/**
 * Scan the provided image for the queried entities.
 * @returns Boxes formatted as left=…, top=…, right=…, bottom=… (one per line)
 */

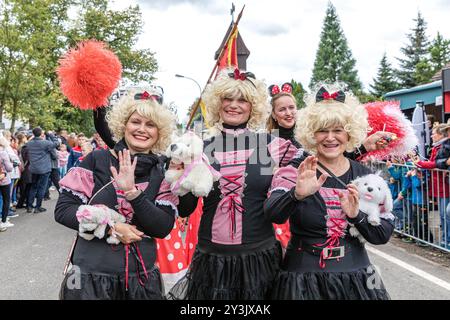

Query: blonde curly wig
left=106, top=92, right=175, bottom=154
left=202, top=68, right=270, bottom=133
left=295, top=82, right=369, bottom=154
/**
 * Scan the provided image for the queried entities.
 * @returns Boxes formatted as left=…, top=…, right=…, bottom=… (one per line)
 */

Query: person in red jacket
left=416, top=123, right=450, bottom=247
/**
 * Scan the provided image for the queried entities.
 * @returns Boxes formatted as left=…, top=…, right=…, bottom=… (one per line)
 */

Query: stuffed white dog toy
left=76, top=204, right=126, bottom=244
left=349, top=173, right=393, bottom=243
left=165, top=132, right=220, bottom=197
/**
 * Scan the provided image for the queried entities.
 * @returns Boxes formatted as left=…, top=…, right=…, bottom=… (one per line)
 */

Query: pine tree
left=414, top=58, right=434, bottom=84
left=396, top=11, right=431, bottom=87
left=290, top=80, right=306, bottom=109
left=370, top=53, right=400, bottom=98
left=310, top=2, right=362, bottom=94
left=429, top=32, right=450, bottom=74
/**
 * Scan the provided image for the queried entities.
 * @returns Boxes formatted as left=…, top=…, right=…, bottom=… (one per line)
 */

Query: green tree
left=370, top=53, right=400, bottom=98
left=290, top=79, right=306, bottom=108
left=0, top=0, right=50, bottom=127
left=0, top=0, right=74, bottom=130
left=414, top=58, right=434, bottom=84
left=396, top=11, right=431, bottom=87
left=0, top=0, right=158, bottom=133
left=357, top=92, right=377, bottom=104
left=429, top=32, right=450, bottom=74
left=69, top=0, right=157, bottom=83
left=310, top=2, right=362, bottom=94
left=59, top=0, right=158, bottom=133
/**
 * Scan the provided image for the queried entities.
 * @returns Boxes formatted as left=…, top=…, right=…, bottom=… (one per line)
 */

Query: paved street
left=0, top=191, right=449, bottom=300
left=367, top=243, right=450, bottom=299
left=0, top=191, right=73, bottom=300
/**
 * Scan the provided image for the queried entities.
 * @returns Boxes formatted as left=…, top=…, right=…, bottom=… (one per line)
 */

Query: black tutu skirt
left=169, top=238, right=282, bottom=300
left=271, top=266, right=390, bottom=300
left=59, top=266, right=164, bottom=300
left=271, top=235, right=391, bottom=300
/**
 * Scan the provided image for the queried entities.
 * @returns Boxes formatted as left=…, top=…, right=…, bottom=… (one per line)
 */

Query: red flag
left=217, top=28, right=238, bottom=73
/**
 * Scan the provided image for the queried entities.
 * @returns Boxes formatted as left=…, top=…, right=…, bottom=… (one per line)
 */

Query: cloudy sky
left=110, top=0, right=450, bottom=123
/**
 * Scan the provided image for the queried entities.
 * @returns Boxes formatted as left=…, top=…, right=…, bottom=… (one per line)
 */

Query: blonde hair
left=81, top=141, right=93, bottom=153
left=0, top=136, right=9, bottom=148
left=267, top=92, right=297, bottom=132
left=2, top=131, right=11, bottom=140
left=106, top=92, right=175, bottom=154
left=432, top=123, right=449, bottom=136
left=202, top=68, right=270, bottom=133
left=295, top=82, right=368, bottom=154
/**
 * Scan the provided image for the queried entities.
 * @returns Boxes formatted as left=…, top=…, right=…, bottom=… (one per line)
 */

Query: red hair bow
left=228, top=68, right=256, bottom=81
left=141, top=91, right=150, bottom=99
left=316, top=87, right=345, bottom=103
left=322, top=91, right=338, bottom=100
left=133, top=91, right=163, bottom=104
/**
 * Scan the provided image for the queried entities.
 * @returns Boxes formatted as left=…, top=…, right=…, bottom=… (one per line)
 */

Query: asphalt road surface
left=0, top=191, right=449, bottom=300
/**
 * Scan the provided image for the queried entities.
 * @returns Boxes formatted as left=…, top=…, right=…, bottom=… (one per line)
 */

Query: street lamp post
left=175, top=74, right=203, bottom=134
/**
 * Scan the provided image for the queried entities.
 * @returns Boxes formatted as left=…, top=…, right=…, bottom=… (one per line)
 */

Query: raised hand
left=294, top=156, right=328, bottom=200
left=337, top=184, right=359, bottom=218
left=110, top=149, right=137, bottom=192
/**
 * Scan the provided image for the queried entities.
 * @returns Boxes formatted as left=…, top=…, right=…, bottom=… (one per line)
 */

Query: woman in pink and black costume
left=55, top=94, right=179, bottom=300
left=168, top=69, right=297, bottom=300
left=267, top=83, right=302, bottom=151
left=266, top=83, right=393, bottom=163
left=265, top=83, right=393, bottom=300
left=266, top=83, right=394, bottom=250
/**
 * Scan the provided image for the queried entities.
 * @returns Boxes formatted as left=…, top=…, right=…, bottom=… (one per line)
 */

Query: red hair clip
left=134, top=91, right=163, bottom=104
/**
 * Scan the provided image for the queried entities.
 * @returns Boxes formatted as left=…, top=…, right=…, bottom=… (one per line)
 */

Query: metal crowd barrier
left=367, top=161, right=450, bottom=253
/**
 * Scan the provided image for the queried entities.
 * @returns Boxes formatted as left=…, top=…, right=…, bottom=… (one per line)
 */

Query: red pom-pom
left=360, top=101, right=418, bottom=160
left=57, top=40, right=122, bottom=110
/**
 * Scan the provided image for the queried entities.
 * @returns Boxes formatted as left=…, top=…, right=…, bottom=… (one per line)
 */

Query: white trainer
left=2, top=221, right=14, bottom=228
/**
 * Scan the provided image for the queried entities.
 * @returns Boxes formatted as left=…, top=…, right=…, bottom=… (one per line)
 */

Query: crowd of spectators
left=0, top=128, right=106, bottom=232
left=385, top=120, right=450, bottom=248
